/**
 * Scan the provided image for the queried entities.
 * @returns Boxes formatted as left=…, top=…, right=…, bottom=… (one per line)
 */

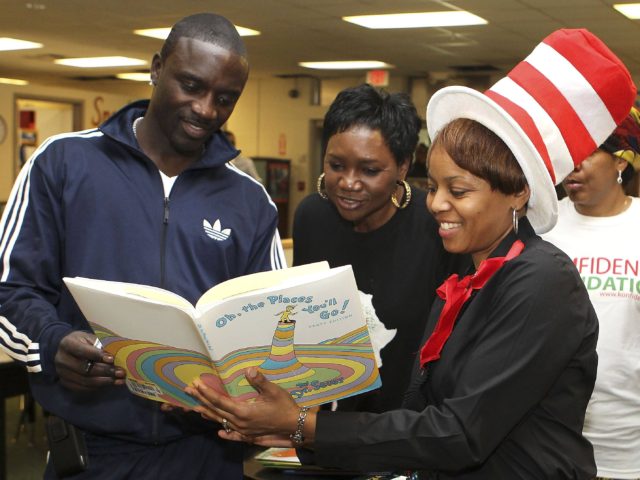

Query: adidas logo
left=203, top=219, right=231, bottom=241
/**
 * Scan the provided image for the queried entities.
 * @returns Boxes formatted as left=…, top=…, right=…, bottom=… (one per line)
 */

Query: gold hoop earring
left=512, top=207, right=519, bottom=235
left=391, top=180, right=412, bottom=209
left=316, top=173, right=328, bottom=200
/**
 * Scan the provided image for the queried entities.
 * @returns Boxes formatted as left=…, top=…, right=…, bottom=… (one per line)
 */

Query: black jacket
left=0, top=99, right=284, bottom=442
left=313, top=218, right=598, bottom=479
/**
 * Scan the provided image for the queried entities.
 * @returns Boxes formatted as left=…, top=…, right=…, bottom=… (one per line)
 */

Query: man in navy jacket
left=0, top=12, right=285, bottom=479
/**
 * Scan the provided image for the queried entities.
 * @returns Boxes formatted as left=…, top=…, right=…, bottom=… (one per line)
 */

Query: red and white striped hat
left=426, top=29, right=637, bottom=233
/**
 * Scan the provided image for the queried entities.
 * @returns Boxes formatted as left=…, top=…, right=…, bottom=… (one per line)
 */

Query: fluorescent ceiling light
left=614, top=3, right=640, bottom=18
left=234, top=26, right=261, bottom=37
left=55, top=56, right=146, bottom=68
left=116, top=72, right=151, bottom=82
left=343, top=11, right=487, bottom=29
left=133, top=28, right=169, bottom=40
left=0, top=77, right=29, bottom=86
left=0, top=37, right=43, bottom=51
left=299, top=60, right=393, bottom=70
left=134, top=25, right=260, bottom=39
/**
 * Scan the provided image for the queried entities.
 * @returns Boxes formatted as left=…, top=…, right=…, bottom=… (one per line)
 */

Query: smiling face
left=426, top=146, right=527, bottom=266
left=323, top=126, right=409, bottom=232
left=562, top=149, right=628, bottom=215
left=148, top=37, right=248, bottom=157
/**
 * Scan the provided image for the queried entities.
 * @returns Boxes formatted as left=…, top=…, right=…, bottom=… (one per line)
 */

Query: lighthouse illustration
left=258, top=306, right=315, bottom=382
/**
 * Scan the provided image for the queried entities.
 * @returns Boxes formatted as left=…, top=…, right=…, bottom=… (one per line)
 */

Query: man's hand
left=54, top=331, right=125, bottom=391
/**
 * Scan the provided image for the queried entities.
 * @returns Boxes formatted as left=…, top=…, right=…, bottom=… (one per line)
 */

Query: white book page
left=65, top=277, right=193, bottom=311
left=195, top=262, right=329, bottom=311
left=64, top=278, right=206, bottom=355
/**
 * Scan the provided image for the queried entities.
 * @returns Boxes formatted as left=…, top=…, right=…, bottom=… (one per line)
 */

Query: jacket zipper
left=160, top=196, right=170, bottom=287
left=153, top=195, right=170, bottom=443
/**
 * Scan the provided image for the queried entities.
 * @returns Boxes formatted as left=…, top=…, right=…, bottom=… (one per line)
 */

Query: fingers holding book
left=55, top=331, right=125, bottom=390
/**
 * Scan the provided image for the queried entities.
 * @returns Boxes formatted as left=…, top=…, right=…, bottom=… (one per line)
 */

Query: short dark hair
left=429, top=118, right=527, bottom=195
left=160, top=13, right=247, bottom=60
left=322, top=84, right=421, bottom=166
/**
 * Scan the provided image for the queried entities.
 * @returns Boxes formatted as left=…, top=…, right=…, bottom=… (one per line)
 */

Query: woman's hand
left=186, top=367, right=308, bottom=443
left=218, top=431, right=298, bottom=448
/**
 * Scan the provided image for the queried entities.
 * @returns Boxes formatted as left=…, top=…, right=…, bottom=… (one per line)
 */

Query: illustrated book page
left=64, top=262, right=380, bottom=408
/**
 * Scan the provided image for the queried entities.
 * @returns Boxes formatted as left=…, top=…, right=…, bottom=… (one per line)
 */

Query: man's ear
left=150, top=53, right=162, bottom=86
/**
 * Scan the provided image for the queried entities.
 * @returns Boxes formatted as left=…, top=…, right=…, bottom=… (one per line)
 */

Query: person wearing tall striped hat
left=183, top=29, right=636, bottom=479
left=543, top=107, right=640, bottom=480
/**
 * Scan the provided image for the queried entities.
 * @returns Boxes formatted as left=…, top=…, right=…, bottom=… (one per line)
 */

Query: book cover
left=64, top=263, right=381, bottom=408
left=252, top=448, right=377, bottom=477
left=254, top=447, right=301, bottom=468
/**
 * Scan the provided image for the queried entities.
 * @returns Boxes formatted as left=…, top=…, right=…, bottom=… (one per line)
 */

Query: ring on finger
left=221, top=418, right=232, bottom=434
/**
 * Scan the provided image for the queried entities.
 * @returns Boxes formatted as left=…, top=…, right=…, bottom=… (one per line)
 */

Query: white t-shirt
left=543, top=197, right=640, bottom=479
left=159, top=170, right=177, bottom=197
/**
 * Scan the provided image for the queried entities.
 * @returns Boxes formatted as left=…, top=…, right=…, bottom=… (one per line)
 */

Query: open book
left=63, top=263, right=381, bottom=408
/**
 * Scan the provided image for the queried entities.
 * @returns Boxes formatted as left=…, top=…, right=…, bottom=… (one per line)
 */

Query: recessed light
left=343, top=11, right=487, bottom=29
left=25, top=3, right=46, bottom=10
left=0, top=77, right=29, bottom=86
left=299, top=61, right=394, bottom=70
left=54, top=57, right=146, bottom=68
left=0, top=37, right=43, bottom=51
left=134, top=25, right=260, bottom=39
left=614, top=3, right=640, bottom=18
left=116, top=72, right=151, bottom=82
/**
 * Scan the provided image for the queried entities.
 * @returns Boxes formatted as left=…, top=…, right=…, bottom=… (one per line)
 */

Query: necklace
left=132, top=117, right=143, bottom=139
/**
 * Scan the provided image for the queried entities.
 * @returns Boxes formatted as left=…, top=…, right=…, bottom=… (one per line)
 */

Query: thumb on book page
left=246, top=367, right=299, bottom=409
left=245, top=367, right=268, bottom=395
left=245, top=367, right=280, bottom=397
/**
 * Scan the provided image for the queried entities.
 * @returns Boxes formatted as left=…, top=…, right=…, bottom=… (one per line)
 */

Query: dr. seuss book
left=63, top=262, right=381, bottom=408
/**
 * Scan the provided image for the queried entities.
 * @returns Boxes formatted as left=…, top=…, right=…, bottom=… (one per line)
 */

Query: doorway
left=309, top=118, right=324, bottom=190
left=13, top=96, right=82, bottom=178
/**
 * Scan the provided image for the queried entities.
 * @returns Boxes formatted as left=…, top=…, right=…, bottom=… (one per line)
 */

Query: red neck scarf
left=419, top=240, right=525, bottom=368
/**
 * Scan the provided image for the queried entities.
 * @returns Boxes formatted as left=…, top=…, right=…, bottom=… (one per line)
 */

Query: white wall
left=227, top=76, right=327, bottom=235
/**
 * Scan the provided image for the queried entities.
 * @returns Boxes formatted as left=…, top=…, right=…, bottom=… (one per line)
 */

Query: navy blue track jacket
left=0, top=99, right=285, bottom=442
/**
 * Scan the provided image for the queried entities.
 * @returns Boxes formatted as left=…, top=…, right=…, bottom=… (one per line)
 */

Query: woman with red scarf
left=185, top=29, right=636, bottom=479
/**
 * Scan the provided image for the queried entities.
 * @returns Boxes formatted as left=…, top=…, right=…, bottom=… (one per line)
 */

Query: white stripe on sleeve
left=271, top=229, right=287, bottom=270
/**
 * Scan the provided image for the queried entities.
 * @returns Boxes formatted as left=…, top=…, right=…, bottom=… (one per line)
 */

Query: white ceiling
left=2, top=0, right=640, bottom=93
